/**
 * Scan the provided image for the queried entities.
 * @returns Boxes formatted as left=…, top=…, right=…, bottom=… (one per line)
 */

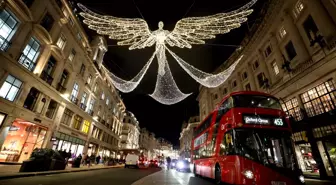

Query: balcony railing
left=56, top=83, right=67, bottom=93
left=18, top=53, right=37, bottom=71
left=88, top=110, right=94, bottom=116
left=79, top=103, right=86, bottom=111
left=70, top=95, right=78, bottom=105
left=40, top=71, right=54, bottom=85
left=0, top=35, right=11, bottom=52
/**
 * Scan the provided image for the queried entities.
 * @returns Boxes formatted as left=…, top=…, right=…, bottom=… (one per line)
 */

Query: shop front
left=52, top=132, right=86, bottom=158
left=87, top=143, right=99, bottom=156
left=0, top=118, right=47, bottom=162
left=292, top=114, right=336, bottom=180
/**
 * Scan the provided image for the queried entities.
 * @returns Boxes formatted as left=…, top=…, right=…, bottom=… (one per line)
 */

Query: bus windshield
left=232, top=94, right=282, bottom=110
left=234, top=129, right=296, bottom=171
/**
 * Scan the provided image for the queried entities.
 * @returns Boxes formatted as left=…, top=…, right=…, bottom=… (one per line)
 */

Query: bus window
left=217, top=98, right=233, bottom=122
left=206, top=123, right=219, bottom=156
left=219, top=131, right=234, bottom=155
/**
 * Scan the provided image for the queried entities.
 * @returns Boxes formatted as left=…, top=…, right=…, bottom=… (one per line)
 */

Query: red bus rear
left=191, top=91, right=305, bottom=185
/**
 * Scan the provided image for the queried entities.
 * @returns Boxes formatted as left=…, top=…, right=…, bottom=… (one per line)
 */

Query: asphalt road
left=0, top=167, right=161, bottom=185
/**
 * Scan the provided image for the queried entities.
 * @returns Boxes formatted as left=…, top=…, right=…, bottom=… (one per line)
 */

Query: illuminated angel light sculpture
left=78, top=0, right=257, bottom=105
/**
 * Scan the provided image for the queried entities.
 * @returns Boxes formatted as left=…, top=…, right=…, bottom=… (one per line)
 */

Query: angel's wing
left=78, top=3, right=155, bottom=50
left=166, top=0, right=257, bottom=49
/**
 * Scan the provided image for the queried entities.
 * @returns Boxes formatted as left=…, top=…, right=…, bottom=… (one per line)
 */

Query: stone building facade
left=179, top=116, right=199, bottom=160
left=198, top=0, right=336, bottom=180
left=0, top=0, right=126, bottom=162
left=120, top=111, right=140, bottom=150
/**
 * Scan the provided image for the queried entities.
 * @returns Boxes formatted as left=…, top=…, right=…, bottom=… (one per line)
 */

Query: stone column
left=0, top=115, right=15, bottom=150
left=43, top=103, right=65, bottom=149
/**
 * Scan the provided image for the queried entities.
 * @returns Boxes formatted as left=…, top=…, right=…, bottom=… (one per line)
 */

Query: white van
left=125, top=154, right=139, bottom=168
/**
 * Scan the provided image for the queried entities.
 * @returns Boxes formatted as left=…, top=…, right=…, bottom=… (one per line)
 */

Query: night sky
left=76, top=0, right=265, bottom=145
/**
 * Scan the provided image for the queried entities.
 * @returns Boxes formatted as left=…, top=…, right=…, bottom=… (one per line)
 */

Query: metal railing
left=18, top=53, right=36, bottom=71
left=56, top=83, right=67, bottom=93
left=0, top=35, right=11, bottom=52
left=40, top=71, right=54, bottom=85
left=70, top=95, right=78, bottom=104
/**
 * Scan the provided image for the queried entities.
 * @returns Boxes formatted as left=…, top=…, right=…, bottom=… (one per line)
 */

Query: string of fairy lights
left=78, top=0, right=257, bottom=105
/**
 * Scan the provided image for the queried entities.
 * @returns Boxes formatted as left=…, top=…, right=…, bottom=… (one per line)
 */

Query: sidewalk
left=131, top=169, right=335, bottom=185
left=0, top=163, right=124, bottom=180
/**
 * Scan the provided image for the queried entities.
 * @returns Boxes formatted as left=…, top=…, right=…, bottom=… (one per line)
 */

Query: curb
left=0, top=165, right=124, bottom=180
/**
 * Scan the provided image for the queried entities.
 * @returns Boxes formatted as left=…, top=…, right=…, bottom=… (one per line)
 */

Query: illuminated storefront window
left=281, top=98, right=303, bottom=121
left=82, top=120, right=90, bottom=134
left=295, top=144, right=320, bottom=177
left=300, top=80, right=336, bottom=117
left=0, top=119, right=47, bottom=162
left=52, top=132, right=85, bottom=158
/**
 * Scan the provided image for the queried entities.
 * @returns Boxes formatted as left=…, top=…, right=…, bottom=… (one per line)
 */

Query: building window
left=0, top=74, right=22, bottom=101
left=281, top=98, right=303, bottom=121
left=0, top=10, right=19, bottom=51
left=73, top=115, right=83, bottom=130
left=300, top=80, right=336, bottom=117
left=264, top=45, right=272, bottom=58
left=106, top=98, right=109, bottom=105
left=303, top=15, right=320, bottom=42
left=68, top=49, right=76, bottom=61
left=40, top=56, right=57, bottom=85
left=257, top=73, right=266, bottom=87
left=88, top=98, right=95, bottom=115
left=70, top=83, right=79, bottom=104
left=241, top=72, right=248, bottom=80
left=253, top=61, right=259, bottom=70
left=87, top=75, right=92, bottom=85
left=223, top=88, right=227, bottom=95
left=232, top=81, right=237, bottom=88
left=45, top=99, right=58, bottom=119
left=22, top=0, right=35, bottom=7
left=245, top=83, right=251, bottom=91
left=79, top=64, right=85, bottom=77
left=56, top=34, right=66, bottom=49
left=80, top=92, right=87, bottom=110
left=82, top=120, right=90, bottom=134
left=285, top=41, right=297, bottom=61
left=77, top=32, right=82, bottom=41
left=23, top=87, right=40, bottom=111
left=93, top=83, right=98, bottom=93
left=57, top=70, right=68, bottom=93
left=279, top=26, right=287, bottom=39
left=213, top=93, right=218, bottom=100
left=68, top=17, right=74, bottom=26
left=18, top=37, right=41, bottom=71
left=293, top=0, right=304, bottom=18
left=55, top=0, right=63, bottom=9
left=101, top=91, right=105, bottom=100
left=61, top=108, right=74, bottom=126
left=40, top=12, right=54, bottom=32
left=272, top=61, right=280, bottom=75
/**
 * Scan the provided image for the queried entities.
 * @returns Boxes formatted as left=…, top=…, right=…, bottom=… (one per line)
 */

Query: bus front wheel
left=215, top=164, right=222, bottom=184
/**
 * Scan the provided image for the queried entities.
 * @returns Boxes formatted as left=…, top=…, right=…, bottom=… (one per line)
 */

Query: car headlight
left=177, top=161, right=184, bottom=169
left=299, top=175, right=305, bottom=183
left=242, top=169, right=254, bottom=179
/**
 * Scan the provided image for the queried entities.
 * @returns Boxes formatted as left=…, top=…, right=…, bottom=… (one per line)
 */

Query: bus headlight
left=242, top=170, right=254, bottom=179
left=299, top=175, right=305, bottom=183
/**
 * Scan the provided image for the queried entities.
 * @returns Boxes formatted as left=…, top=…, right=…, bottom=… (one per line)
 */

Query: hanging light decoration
left=78, top=0, right=257, bottom=105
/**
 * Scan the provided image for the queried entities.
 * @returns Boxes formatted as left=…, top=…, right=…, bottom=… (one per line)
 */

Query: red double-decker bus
left=192, top=91, right=305, bottom=185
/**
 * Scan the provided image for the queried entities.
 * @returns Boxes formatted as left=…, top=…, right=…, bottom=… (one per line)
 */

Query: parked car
left=175, top=160, right=191, bottom=172
left=124, top=154, right=139, bottom=168
left=149, top=160, right=160, bottom=168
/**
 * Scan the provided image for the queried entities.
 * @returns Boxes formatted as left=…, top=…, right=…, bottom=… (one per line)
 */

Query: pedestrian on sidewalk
left=96, top=155, right=101, bottom=165
left=166, top=156, right=171, bottom=170
left=86, top=154, right=92, bottom=167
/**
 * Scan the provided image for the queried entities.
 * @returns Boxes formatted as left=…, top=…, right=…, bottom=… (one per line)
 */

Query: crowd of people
left=57, top=149, right=122, bottom=167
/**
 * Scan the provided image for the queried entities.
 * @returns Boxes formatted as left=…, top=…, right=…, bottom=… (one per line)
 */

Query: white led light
left=78, top=0, right=257, bottom=105
left=242, top=169, right=254, bottom=179
left=299, top=175, right=305, bottom=183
